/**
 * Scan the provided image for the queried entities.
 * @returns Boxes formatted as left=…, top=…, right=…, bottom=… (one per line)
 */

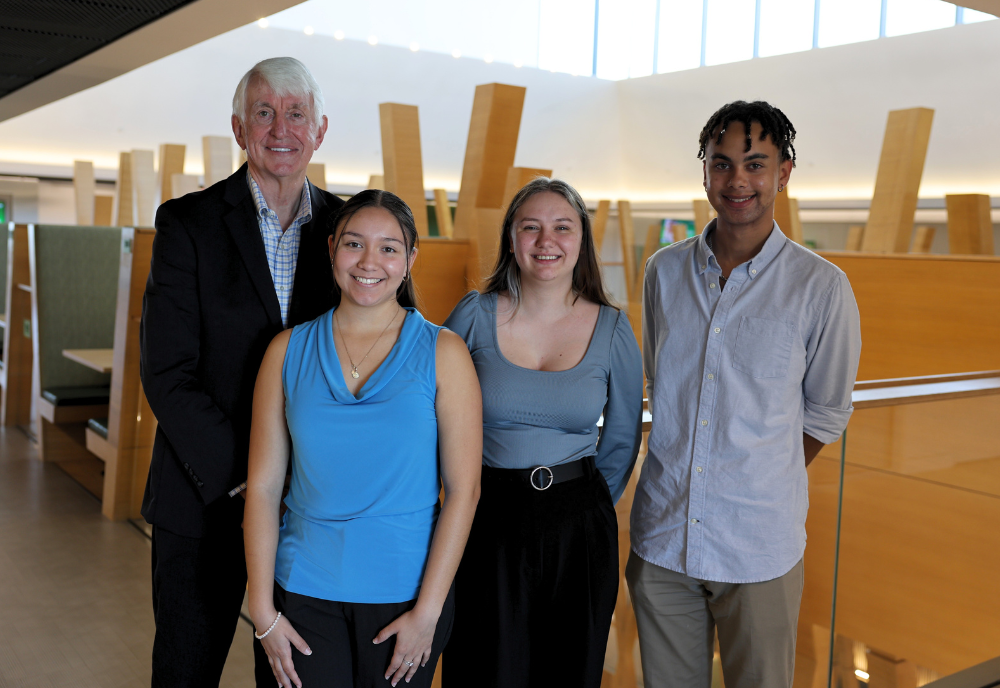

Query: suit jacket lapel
left=223, top=166, right=282, bottom=328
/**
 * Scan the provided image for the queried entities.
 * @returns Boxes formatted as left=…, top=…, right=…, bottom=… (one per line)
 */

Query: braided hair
left=697, top=100, right=797, bottom=167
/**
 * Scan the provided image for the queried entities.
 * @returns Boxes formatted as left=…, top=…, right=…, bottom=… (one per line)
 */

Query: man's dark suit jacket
left=140, top=163, right=344, bottom=538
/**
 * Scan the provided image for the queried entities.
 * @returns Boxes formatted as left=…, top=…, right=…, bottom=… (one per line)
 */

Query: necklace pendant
left=351, top=367, right=360, bottom=379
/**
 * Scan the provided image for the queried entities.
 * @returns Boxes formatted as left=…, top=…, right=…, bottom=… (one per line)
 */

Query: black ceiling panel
left=0, top=0, right=199, bottom=99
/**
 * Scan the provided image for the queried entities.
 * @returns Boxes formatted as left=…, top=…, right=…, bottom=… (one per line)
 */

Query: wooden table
left=62, top=348, right=114, bottom=374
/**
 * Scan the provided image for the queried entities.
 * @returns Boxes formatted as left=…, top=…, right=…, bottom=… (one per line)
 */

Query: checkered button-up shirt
left=248, top=172, right=312, bottom=327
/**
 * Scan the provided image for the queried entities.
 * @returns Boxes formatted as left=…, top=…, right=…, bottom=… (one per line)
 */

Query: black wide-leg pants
left=443, top=466, right=619, bottom=688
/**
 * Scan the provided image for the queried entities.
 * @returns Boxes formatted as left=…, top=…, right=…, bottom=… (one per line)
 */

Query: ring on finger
left=404, top=660, right=415, bottom=667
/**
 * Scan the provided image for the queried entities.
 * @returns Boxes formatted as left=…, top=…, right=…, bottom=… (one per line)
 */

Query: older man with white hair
left=140, top=57, right=343, bottom=687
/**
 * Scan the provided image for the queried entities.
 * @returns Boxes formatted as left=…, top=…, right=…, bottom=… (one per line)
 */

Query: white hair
left=232, top=57, right=325, bottom=127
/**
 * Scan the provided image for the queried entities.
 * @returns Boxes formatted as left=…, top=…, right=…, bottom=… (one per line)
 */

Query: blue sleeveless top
left=275, top=307, right=442, bottom=603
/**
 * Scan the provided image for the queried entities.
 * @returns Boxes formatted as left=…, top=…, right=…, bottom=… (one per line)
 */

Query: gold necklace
left=335, top=306, right=400, bottom=380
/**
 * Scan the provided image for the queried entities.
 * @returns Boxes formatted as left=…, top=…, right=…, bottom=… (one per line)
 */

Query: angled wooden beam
left=862, top=107, right=935, bottom=253
left=94, top=196, right=114, bottom=226
left=171, top=174, right=200, bottom=200
left=307, top=163, right=327, bottom=191
left=74, top=161, right=95, bottom=226
left=454, top=83, right=526, bottom=282
left=1, top=224, right=33, bottom=426
left=380, top=103, right=429, bottom=236
left=910, top=226, right=936, bottom=254
left=501, top=167, right=552, bottom=212
left=618, top=200, right=636, bottom=302
left=946, top=193, right=994, bottom=255
left=846, top=225, right=865, bottom=251
left=774, top=187, right=803, bottom=243
left=157, top=144, right=186, bottom=204
left=635, top=222, right=661, bottom=296
left=368, top=174, right=384, bottom=190
left=114, top=152, right=134, bottom=227
left=131, top=150, right=156, bottom=227
left=202, top=136, right=232, bottom=188
left=693, top=199, right=715, bottom=233
left=433, top=189, right=454, bottom=238
left=592, top=200, right=611, bottom=254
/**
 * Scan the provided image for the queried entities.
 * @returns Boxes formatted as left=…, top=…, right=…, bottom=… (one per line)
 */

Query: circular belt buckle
left=530, top=465, right=554, bottom=491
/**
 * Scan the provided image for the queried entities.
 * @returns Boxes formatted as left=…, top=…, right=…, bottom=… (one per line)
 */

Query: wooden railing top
left=818, top=250, right=1000, bottom=264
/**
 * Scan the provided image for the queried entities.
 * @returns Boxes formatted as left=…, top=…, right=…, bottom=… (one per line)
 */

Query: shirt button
left=707, top=373, right=714, bottom=380
left=701, top=420, right=708, bottom=426
left=701, top=265, right=706, bottom=270
left=714, top=327, right=721, bottom=334
left=709, top=283, right=716, bottom=289
left=690, top=518, right=699, bottom=524
left=696, top=466, right=703, bottom=473
left=751, top=268, right=757, bottom=275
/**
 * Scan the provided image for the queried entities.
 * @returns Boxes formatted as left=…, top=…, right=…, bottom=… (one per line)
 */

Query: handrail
left=923, top=656, right=1000, bottom=688
left=854, top=370, right=1000, bottom=390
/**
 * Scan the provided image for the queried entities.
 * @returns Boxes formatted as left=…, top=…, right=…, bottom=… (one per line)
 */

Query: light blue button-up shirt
left=248, top=172, right=312, bottom=327
left=631, top=221, right=861, bottom=583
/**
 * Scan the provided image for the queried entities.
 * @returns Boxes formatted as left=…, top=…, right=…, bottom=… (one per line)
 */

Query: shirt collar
left=697, top=218, right=787, bottom=280
left=247, top=170, right=313, bottom=226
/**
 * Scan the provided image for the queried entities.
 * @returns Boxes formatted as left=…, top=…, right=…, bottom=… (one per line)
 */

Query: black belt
left=482, top=456, right=596, bottom=491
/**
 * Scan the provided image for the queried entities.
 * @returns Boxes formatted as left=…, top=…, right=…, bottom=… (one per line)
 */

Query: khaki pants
left=625, top=551, right=804, bottom=688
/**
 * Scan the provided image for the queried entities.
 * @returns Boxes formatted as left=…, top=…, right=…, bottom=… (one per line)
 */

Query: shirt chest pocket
left=732, top=316, right=795, bottom=378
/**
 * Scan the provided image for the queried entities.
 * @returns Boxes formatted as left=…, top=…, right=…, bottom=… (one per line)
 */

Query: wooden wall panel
left=202, top=135, right=233, bottom=187
left=692, top=199, right=715, bottom=233
left=380, top=103, right=428, bottom=237
left=861, top=108, right=935, bottom=253
left=803, top=395, right=1000, bottom=677
left=410, top=238, right=471, bottom=326
left=306, top=163, right=327, bottom=191
left=157, top=144, right=185, bottom=204
left=73, top=161, right=95, bottom=226
left=945, top=194, right=994, bottom=255
left=130, top=149, right=156, bottom=227
left=818, top=252, right=1000, bottom=380
left=433, top=189, right=453, bottom=239
left=453, top=83, right=526, bottom=283
left=103, top=228, right=157, bottom=520
left=114, top=152, right=133, bottom=227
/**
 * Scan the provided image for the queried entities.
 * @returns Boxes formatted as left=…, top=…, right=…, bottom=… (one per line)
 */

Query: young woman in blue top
left=442, top=178, right=644, bottom=687
left=244, top=190, right=482, bottom=688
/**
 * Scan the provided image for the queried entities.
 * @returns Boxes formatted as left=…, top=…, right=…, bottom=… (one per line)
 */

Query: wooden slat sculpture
left=367, top=174, right=384, bottom=190
left=774, top=186, right=804, bottom=244
left=846, top=225, right=865, bottom=251
left=433, top=189, right=454, bottom=238
left=593, top=200, right=611, bottom=253
left=202, top=135, right=233, bottom=187
left=692, top=199, right=715, bottom=233
left=453, top=83, right=526, bottom=284
left=945, top=194, right=994, bottom=255
left=158, top=144, right=185, bottom=204
left=94, top=196, right=114, bottom=226
left=909, top=226, right=935, bottom=254
left=861, top=108, right=935, bottom=253
left=306, top=163, right=327, bottom=191
left=380, top=103, right=429, bottom=237
left=74, top=161, right=96, bottom=226
left=1, top=224, right=33, bottom=426
left=115, top=152, right=134, bottom=227
left=131, top=149, right=156, bottom=227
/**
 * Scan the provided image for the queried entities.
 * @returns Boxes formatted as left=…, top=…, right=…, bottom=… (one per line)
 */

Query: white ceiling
left=0, top=17, right=998, bottom=202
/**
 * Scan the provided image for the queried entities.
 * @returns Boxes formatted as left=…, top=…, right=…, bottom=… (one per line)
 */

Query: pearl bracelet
left=254, top=612, right=281, bottom=640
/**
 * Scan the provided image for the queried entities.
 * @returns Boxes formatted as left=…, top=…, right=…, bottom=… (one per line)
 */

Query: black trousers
left=443, top=465, right=619, bottom=688
left=151, top=524, right=249, bottom=688
left=266, top=582, right=455, bottom=687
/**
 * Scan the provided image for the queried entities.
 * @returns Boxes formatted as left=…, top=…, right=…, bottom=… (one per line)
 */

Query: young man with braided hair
left=627, top=101, right=861, bottom=688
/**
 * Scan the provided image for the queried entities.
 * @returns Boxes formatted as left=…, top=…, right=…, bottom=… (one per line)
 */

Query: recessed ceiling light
left=257, top=18, right=269, bottom=28
left=452, top=49, right=461, bottom=58
left=368, top=35, right=378, bottom=45
left=410, top=42, right=420, bottom=52
left=334, top=30, right=345, bottom=40
left=484, top=54, right=493, bottom=63
left=513, top=60, right=523, bottom=68
left=304, top=26, right=314, bottom=35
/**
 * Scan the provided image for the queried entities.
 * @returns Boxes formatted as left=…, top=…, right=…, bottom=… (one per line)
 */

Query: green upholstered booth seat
left=30, top=225, right=121, bottom=395
left=86, top=417, right=109, bottom=439
left=41, top=386, right=111, bottom=407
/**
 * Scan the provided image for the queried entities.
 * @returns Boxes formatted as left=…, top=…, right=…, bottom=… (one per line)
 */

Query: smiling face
left=328, top=206, right=416, bottom=309
left=232, top=77, right=328, bottom=186
left=510, top=191, right=583, bottom=289
left=703, top=120, right=792, bottom=233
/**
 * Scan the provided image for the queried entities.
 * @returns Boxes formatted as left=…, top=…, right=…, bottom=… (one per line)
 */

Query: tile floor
left=0, top=428, right=256, bottom=688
